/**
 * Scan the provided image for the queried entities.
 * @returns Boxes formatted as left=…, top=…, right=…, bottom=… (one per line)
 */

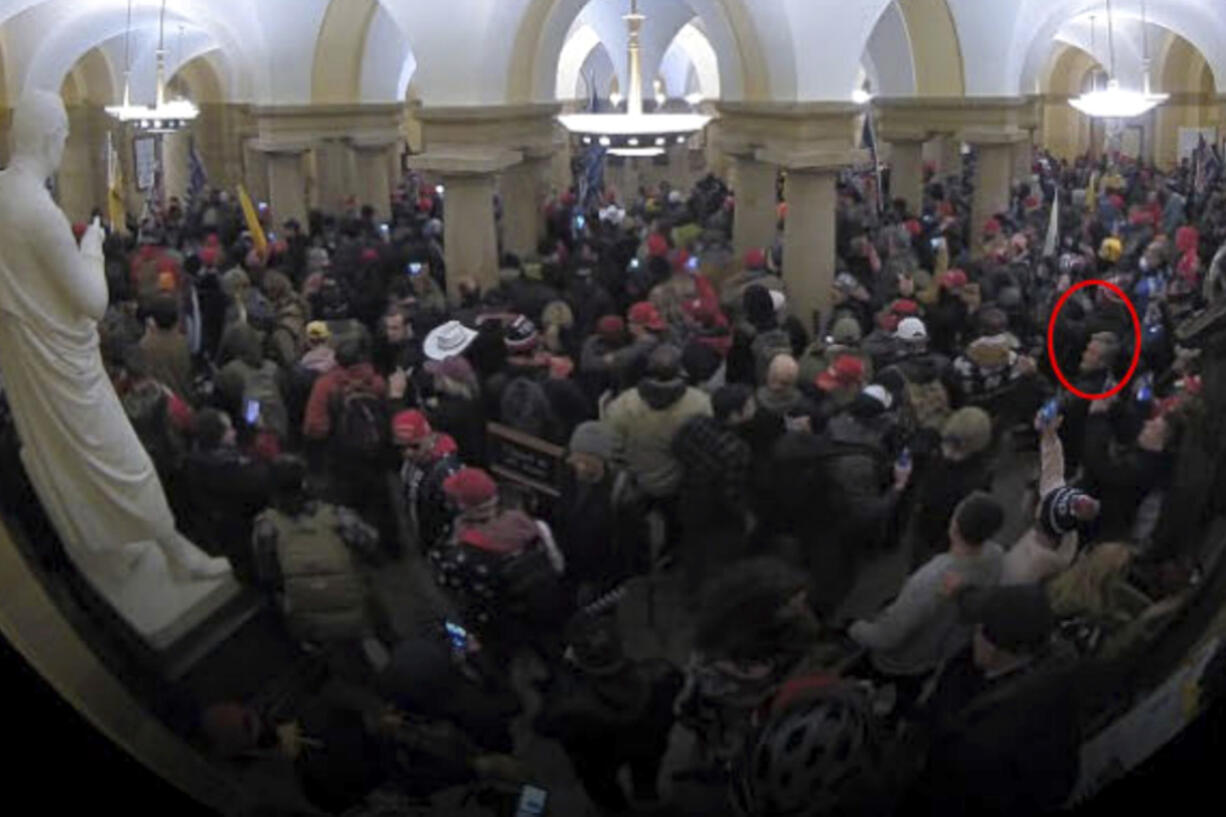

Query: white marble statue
left=0, top=91, right=237, bottom=650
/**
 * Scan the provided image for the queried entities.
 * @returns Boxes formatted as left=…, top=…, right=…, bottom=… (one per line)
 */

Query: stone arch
left=311, top=0, right=379, bottom=103
left=896, top=0, right=964, bottom=96
left=1039, top=43, right=1100, bottom=160
left=511, top=0, right=756, bottom=104
left=864, top=0, right=917, bottom=97
left=170, top=51, right=227, bottom=105
left=555, top=23, right=604, bottom=101
left=11, top=0, right=263, bottom=103
left=359, top=2, right=416, bottom=103
left=658, top=21, right=720, bottom=101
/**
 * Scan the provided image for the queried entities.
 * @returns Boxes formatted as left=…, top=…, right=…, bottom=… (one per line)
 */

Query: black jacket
left=1079, top=414, right=1173, bottom=541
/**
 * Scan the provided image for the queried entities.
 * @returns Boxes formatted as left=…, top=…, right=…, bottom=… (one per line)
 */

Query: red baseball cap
left=941, top=269, right=969, bottom=290
left=891, top=299, right=920, bottom=316
left=646, top=233, right=670, bottom=258
left=983, top=218, right=1002, bottom=237
left=392, top=410, right=431, bottom=445
left=199, top=247, right=220, bottom=267
left=744, top=248, right=767, bottom=270
left=628, top=302, right=666, bottom=332
left=596, top=315, right=626, bottom=341
left=903, top=219, right=921, bottom=237
left=816, top=355, right=866, bottom=392
left=360, top=248, right=379, bottom=264
left=443, top=467, right=498, bottom=510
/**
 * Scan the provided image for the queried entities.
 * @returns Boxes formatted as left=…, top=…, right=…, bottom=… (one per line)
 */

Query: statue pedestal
left=72, top=542, right=242, bottom=652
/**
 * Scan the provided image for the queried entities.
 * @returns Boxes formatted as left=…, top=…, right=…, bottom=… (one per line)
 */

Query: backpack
left=121, top=381, right=183, bottom=476
left=903, top=377, right=952, bottom=432
left=500, top=541, right=567, bottom=627
left=242, top=361, right=289, bottom=439
left=751, top=328, right=793, bottom=384
left=332, top=375, right=389, bottom=460
left=261, top=504, right=370, bottom=644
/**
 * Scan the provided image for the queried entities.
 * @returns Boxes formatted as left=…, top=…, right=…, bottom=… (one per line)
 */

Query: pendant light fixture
left=1069, top=0, right=1168, bottom=118
left=106, top=0, right=199, bottom=132
left=558, top=0, right=710, bottom=158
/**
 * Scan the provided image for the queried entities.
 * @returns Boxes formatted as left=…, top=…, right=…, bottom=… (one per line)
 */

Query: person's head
left=1139, top=403, right=1185, bottom=453
left=596, top=315, right=626, bottom=346
left=11, top=90, right=68, bottom=174
left=627, top=302, right=665, bottom=338
left=1037, top=485, right=1100, bottom=540
left=195, top=408, right=235, bottom=451
left=335, top=337, right=368, bottom=369
left=645, top=343, right=683, bottom=383
left=1080, top=331, right=1120, bottom=373
left=765, top=354, right=799, bottom=392
left=200, top=703, right=261, bottom=759
left=742, top=285, right=777, bottom=331
left=443, top=467, right=500, bottom=523
left=713, top=384, right=756, bottom=427
left=941, top=407, right=993, bottom=462
left=949, top=492, right=1006, bottom=551
left=270, top=455, right=309, bottom=513
left=392, top=410, right=435, bottom=463
left=894, top=317, right=928, bottom=351
left=563, top=614, right=626, bottom=677
left=305, top=321, right=331, bottom=349
left=147, top=295, right=179, bottom=331
left=970, top=586, right=1055, bottom=672
left=426, top=355, right=478, bottom=400
left=567, top=421, right=616, bottom=483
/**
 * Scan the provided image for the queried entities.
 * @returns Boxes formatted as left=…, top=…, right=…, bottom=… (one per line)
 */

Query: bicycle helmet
left=731, top=682, right=882, bottom=817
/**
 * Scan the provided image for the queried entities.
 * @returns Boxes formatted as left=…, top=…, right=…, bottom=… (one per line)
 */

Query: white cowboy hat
left=423, top=320, right=478, bottom=361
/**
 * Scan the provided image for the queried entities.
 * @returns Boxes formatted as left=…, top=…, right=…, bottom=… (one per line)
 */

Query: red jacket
left=302, top=363, right=387, bottom=441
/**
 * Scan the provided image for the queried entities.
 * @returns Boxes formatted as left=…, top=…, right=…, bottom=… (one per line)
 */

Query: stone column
left=938, top=134, right=963, bottom=180
left=731, top=153, right=778, bottom=262
left=500, top=150, right=550, bottom=258
left=760, top=148, right=866, bottom=334
left=352, top=139, right=396, bottom=222
left=409, top=150, right=521, bottom=298
left=162, top=130, right=190, bottom=203
left=0, top=107, right=12, bottom=168
left=260, top=145, right=310, bottom=230
left=1012, top=134, right=1034, bottom=184
left=881, top=130, right=928, bottom=213
left=315, top=137, right=358, bottom=213
left=964, top=130, right=1025, bottom=254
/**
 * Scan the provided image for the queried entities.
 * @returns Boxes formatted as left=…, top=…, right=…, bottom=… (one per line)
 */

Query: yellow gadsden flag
left=236, top=183, right=269, bottom=258
left=106, top=133, right=127, bottom=235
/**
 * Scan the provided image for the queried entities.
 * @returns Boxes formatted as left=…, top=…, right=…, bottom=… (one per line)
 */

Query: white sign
left=133, top=136, right=157, bottom=192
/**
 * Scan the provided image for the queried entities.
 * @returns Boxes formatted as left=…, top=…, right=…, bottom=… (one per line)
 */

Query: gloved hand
left=80, top=216, right=104, bottom=261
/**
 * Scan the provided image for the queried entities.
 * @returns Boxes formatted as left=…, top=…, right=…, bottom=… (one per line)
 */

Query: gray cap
left=569, top=421, right=616, bottom=461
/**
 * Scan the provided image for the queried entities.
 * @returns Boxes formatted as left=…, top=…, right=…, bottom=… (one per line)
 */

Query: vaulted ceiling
left=0, top=0, right=1219, bottom=108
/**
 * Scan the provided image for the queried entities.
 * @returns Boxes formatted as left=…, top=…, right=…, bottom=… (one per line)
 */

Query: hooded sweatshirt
left=605, top=376, right=712, bottom=498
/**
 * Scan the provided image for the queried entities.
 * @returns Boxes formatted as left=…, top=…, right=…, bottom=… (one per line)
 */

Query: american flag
left=187, top=137, right=208, bottom=204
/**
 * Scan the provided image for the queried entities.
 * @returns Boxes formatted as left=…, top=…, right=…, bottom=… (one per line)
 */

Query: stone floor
left=191, top=436, right=1043, bottom=816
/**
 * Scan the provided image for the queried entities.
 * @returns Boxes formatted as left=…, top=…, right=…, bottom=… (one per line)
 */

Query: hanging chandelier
left=558, top=0, right=710, bottom=158
left=1069, top=0, right=1167, bottom=119
left=105, top=0, right=199, bottom=132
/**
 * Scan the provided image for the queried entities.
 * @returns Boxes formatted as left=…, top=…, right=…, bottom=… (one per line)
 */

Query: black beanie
left=1038, top=486, right=1098, bottom=539
left=682, top=339, right=722, bottom=385
left=954, top=492, right=1005, bottom=545
left=743, top=284, right=777, bottom=330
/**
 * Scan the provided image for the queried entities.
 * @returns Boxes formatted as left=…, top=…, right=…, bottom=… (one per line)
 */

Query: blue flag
left=187, top=138, right=208, bottom=203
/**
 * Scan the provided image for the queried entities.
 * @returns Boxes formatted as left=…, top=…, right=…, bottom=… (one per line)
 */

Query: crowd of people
left=3, top=142, right=1225, bottom=816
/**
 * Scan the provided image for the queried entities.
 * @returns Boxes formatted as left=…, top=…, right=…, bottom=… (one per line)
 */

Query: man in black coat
left=534, top=615, right=683, bottom=812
